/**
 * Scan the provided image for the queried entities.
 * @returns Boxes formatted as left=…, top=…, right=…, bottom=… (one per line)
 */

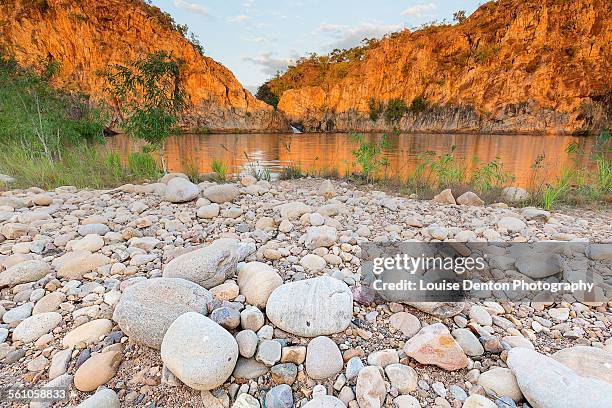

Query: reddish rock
left=403, top=323, right=468, bottom=371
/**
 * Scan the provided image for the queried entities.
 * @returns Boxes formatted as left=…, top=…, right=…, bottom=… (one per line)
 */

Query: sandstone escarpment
left=0, top=0, right=288, bottom=132
left=267, top=0, right=611, bottom=134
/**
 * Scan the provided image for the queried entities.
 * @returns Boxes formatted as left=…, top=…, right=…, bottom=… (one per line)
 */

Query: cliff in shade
left=0, top=0, right=289, bottom=132
left=266, top=0, right=611, bottom=134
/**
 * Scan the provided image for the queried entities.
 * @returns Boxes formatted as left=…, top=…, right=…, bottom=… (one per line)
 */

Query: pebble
left=306, top=336, right=343, bottom=379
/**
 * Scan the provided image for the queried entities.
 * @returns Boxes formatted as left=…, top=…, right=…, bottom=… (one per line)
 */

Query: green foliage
left=409, top=96, right=429, bottom=114
left=453, top=10, right=467, bottom=23
left=279, top=165, right=304, bottom=180
left=103, top=51, right=186, bottom=170
left=384, top=99, right=408, bottom=123
left=211, top=159, right=227, bottom=180
left=368, top=98, right=384, bottom=121
left=474, top=45, right=499, bottom=64
left=351, top=133, right=389, bottom=180
left=425, top=145, right=467, bottom=187
left=255, top=83, right=279, bottom=109
left=0, top=54, right=105, bottom=161
left=470, top=156, right=515, bottom=191
left=127, top=152, right=162, bottom=179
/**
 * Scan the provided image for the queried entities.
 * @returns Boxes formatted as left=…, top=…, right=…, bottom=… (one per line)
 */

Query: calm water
left=106, top=133, right=600, bottom=188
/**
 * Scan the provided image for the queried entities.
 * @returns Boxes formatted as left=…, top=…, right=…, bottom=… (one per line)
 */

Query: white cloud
left=317, top=22, right=402, bottom=51
left=401, top=3, right=436, bottom=17
left=243, top=52, right=296, bottom=76
left=173, top=0, right=210, bottom=17
left=228, top=14, right=251, bottom=23
left=244, top=36, right=266, bottom=43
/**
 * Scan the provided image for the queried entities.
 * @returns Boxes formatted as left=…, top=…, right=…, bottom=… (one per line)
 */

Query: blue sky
left=151, top=1, right=483, bottom=91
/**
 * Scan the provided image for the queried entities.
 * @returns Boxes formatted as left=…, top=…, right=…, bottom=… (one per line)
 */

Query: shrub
left=351, top=133, right=389, bottom=180
left=255, top=83, right=279, bottom=109
left=211, top=159, right=227, bottom=180
left=368, top=98, right=384, bottom=121
left=409, top=96, right=429, bottom=114
left=384, top=99, right=408, bottom=123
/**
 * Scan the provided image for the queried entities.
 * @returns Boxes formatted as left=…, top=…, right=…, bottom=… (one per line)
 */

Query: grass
left=211, top=159, right=227, bottom=181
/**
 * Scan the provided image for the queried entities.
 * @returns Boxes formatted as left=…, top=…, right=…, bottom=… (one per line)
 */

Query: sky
left=151, top=1, right=484, bottom=92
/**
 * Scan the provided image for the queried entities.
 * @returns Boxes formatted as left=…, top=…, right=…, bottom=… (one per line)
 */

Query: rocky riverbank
left=0, top=177, right=610, bottom=408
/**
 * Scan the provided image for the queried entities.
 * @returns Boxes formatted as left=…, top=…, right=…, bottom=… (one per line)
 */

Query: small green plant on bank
left=127, top=151, right=162, bottom=180
left=211, top=159, right=227, bottom=180
left=103, top=51, right=186, bottom=172
left=243, top=152, right=271, bottom=181
left=384, top=99, right=408, bottom=123
left=351, top=133, right=389, bottom=181
left=368, top=98, right=384, bottom=121
left=470, top=156, right=515, bottom=192
left=279, top=165, right=304, bottom=180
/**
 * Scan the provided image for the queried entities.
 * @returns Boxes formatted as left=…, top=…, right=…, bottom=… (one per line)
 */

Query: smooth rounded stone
left=112, top=277, right=212, bottom=349
left=432, top=189, right=456, bottom=204
left=356, top=366, right=386, bottom=408
left=161, top=312, right=238, bottom=390
left=0, top=260, right=50, bottom=288
left=389, top=312, right=421, bottom=337
left=237, top=262, right=283, bottom=308
left=74, top=350, right=122, bottom=391
left=281, top=345, right=306, bottom=364
left=256, top=339, right=282, bottom=366
left=233, top=357, right=269, bottom=380
left=27, top=355, right=49, bottom=371
left=58, top=253, right=110, bottom=279
left=30, top=374, right=74, bottom=408
left=501, top=336, right=534, bottom=350
left=233, top=393, right=260, bottom=408
left=402, top=302, right=463, bottom=318
left=163, top=238, right=251, bottom=288
left=457, top=191, right=484, bottom=206
left=78, top=223, right=110, bottom=236
left=4, top=348, right=27, bottom=364
left=197, top=203, right=220, bottom=219
left=72, top=234, right=104, bottom=252
left=300, top=253, right=326, bottom=271
left=278, top=219, right=293, bottom=232
left=385, top=363, right=418, bottom=394
left=319, top=180, right=336, bottom=198
left=210, top=280, right=240, bottom=300
left=552, top=346, right=612, bottom=384
left=271, top=363, right=298, bottom=385
left=203, top=184, right=239, bottom=204
left=346, top=356, right=365, bottom=380
left=33, top=292, right=66, bottom=314
left=275, top=201, right=312, bottom=219
left=235, top=330, right=258, bottom=358
left=63, top=319, right=113, bottom=348
left=265, top=384, right=294, bottom=408
left=304, top=226, right=337, bottom=249
left=587, top=243, right=612, bottom=261
left=164, top=177, right=200, bottom=203
left=49, top=348, right=72, bottom=380
left=210, top=307, right=241, bottom=330
left=501, top=187, right=529, bottom=203
left=306, top=336, right=343, bottom=380
left=241, top=175, right=257, bottom=186
left=302, top=395, right=346, bottom=408
left=3, top=303, right=33, bottom=324
left=0, top=328, right=7, bottom=343
left=521, top=207, right=550, bottom=222
left=394, top=395, right=421, bottom=408
left=469, top=305, right=492, bottom=326
left=507, top=347, right=612, bottom=408
left=449, top=385, right=468, bottom=401
left=404, top=323, right=468, bottom=371
left=266, top=276, right=352, bottom=337
left=497, top=217, right=525, bottom=233
left=75, top=388, right=120, bottom=408
left=13, top=312, right=62, bottom=343
left=367, top=349, right=399, bottom=367
left=463, top=395, right=497, bottom=408
left=452, top=328, right=485, bottom=356
left=548, top=307, right=569, bottom=321
left=240, top=306, right=265, bottom=331
left=514, top=254, right=561, bottom=279
left=478, top=368, right=523, bottom=402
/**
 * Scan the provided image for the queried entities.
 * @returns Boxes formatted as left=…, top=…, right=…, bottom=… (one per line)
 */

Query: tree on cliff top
left=102, top=51, right=186, bottom=172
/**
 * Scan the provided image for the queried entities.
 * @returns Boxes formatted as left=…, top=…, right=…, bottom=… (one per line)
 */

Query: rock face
left=161, top=312, right=238, bottom=390
left=266, top=276, right=353, bottom=337
left=112, top=277, right=212, bottom=349
left=403, top=323, right=468, bottom=371
left=266, top=0, right=610, bottom=134
left=163, top=239, right=250, bottom=288
left=507, top=347, right=612, bottom=408
left=0, top=0, right=288, bottom=132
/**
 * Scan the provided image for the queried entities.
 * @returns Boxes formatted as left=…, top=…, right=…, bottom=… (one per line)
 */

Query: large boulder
left=203, top=184, right=240, bottom=203
left=507, top=347, right=612, bottom=408
left=305, top=336, right=343, bottom=380
left=161, top=312, right=238, bottom=390
left=501, top=187, right=530, bottom=203
left=266, top=276, right=352, bottom=337
left=163, top=239, right=253, bottom=288
left=164, top=177, right=199, bottom=203
left=237, top=262, right=283, bottom=308
left=0, top=260, right=50, bottom=288
left=112, top=277, right=212, bottom=349
left=13, top=312, right=62, bottom=343
left=552, top=346, right=612, bottom=384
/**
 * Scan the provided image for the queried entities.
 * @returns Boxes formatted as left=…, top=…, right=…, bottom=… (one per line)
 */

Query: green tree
left=453, top=10, right=467, bottom=23
left=103, top=51, right=186, bottom=172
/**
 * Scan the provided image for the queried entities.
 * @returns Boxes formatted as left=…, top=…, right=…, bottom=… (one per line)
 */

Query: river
left=106, top=132, right=601, bottom=188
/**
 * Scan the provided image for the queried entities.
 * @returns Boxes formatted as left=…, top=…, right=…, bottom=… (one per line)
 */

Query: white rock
left=13, top=312, right=62, bottom=343
left=306, top=336, right=343, bottom=380
left=164, top=177, right=200, bottom=203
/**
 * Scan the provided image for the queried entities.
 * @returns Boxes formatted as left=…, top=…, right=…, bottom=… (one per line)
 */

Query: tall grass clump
left=211, top=159, right=227, bottom=181
left=350, top=133, right=389, bottom=181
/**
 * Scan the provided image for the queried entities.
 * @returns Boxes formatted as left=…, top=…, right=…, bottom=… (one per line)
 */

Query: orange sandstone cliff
left=266, top=0, right=611, bottom=134
left=0, top=0, right=289, bottom=132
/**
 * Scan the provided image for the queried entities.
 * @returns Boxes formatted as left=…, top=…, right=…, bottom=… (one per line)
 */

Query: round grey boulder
left=164, top=177, right=199, bottom=203
left=161, top=312, right=238, bottom=390
left=266, top=276, right=352, bottom=337
left=203, top=184, right=239, bottom=203
left=112, top=277, right=212, bottom=349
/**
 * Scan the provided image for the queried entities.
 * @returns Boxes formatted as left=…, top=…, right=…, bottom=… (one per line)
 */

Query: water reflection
left=106, top=132, right=598, bottom=188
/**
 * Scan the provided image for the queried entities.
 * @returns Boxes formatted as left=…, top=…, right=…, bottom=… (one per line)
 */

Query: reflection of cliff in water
left=106, top=133, right=598, bottom=188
